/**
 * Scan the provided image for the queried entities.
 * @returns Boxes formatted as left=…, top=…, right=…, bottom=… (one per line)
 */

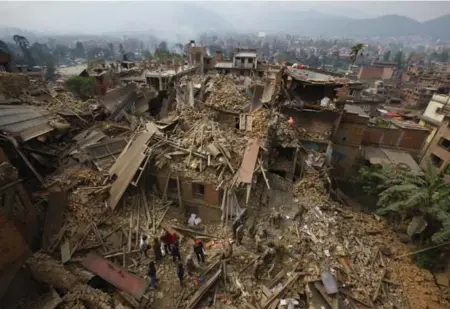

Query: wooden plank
left=262, top=274, right=300, bottom=309
left=176, top=174, right=184, bottom=211
left=118, top=291, right=140, bottom=309
left=128, top=209, right=133, bottom=252
left=238, top=139, right=259, bottom=183
left=246, top=115, right=253, bottom=132
left=185, top=268, right=222, bottom=309
left=60, top=240, right=71, bottom=264
left=42, top=191, right=67, bottom=249
left=266, top=269, right=285, bottom=288
left=108, top=131, right=154, bottom=209
left=156, top=206, right=170, bottom=230
left=260, top=284, right=273, bottom=299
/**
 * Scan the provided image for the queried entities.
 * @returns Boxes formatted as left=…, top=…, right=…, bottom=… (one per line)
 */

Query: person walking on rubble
left=252, top=258, right=264, bottom=280
left=235, top=224, right=244, bottom=246
left=139, top=235, right=150, bottom=258
left=146, top=261, right=158, bottom=289
left=193, top=240, right=205, bottom=263
left=185, top=254, right=197, bottom=276
left=153, top=237, right=162, bottom=262
left=170, top=241, right=182, bottom=262
left=160, top=231, right=172, bottom=255
left=177, top=263, right=185, bottom=286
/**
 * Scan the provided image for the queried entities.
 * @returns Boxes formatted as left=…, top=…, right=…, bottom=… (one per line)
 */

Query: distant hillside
left=422, top=15, right=450, bottom=39
left=2, top=6, right=450, bottom=41
left=254, top=13, right=450, bottom=39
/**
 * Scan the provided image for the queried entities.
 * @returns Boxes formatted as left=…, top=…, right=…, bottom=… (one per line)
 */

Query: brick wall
left=421, top=122, right=450, bottom=173
left=282, top=107, right=338, bottom=136
left=155, top=169, right=221, bottom=207
left=333, top=122, right=366, bottom=146
left=362, top=126, right=428, bottom=152
left=331, top=144, right=359, bottom=174
left=204, top=184, right=220, bottom=206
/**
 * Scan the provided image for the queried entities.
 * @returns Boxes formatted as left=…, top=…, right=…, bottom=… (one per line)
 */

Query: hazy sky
left=1, top=1, right=450, bottom=35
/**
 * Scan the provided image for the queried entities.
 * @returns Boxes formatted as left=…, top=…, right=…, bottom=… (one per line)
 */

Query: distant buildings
left=214, top=48, right=267, bottom=77
left=402, top=87, right=436, bottom=108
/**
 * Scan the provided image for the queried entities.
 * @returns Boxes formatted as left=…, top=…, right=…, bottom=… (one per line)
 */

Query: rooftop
left=287, top=67, right=360, bottom=85
left=364, top=146, right=423, bottom=174
left=214, top=61, right=233, bottom=69
left=235, top=51, right=257, bottom=58
left=389, top=118, right=429, bottom=131
left=0, top=105, right=54, bottom=142
left=145, top=64, right=198, bottom=77
left=344, top=104, right=370, bottom=118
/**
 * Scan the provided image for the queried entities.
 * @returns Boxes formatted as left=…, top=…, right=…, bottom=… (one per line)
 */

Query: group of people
left=140, top=231, right=206, bottom=289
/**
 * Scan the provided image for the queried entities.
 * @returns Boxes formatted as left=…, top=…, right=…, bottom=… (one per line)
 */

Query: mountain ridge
left=1, top=10, right=450, bottom=41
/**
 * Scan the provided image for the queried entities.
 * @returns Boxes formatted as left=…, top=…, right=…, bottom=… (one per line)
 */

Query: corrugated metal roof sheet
left=0, top=105, right=54, bottom=141
left=364, top=146, right=423, bottom=174
left=344, top=104, right=369, bottom=118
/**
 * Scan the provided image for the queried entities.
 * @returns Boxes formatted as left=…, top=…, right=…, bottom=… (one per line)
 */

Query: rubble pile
left=61, top=284, right=130, bottom=309
left=27, top=252, right=79, bottom=290
left=293, top=168, right=327, bottom=205
left=46, top=167, right=108, bottom=222
left=4, top=64, right=449, bottom=309
left=248, top=108, right=271, bottom=140
left=275, top=113, right=306, bottom=146
left=155, top=117, right=251, bottom=185
left=205, top=75, right=250, bottom=112
left=52, top=91, right=99, bottom=113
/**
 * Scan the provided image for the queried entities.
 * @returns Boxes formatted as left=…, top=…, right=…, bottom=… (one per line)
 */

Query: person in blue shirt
left=177, top=263, right=184, bottom=286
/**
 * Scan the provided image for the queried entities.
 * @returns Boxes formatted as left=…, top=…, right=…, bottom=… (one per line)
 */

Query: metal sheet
left=382, top=148, right=423, bottom=174
left=73, top=129, right=106, bottom=149
left=0, top=105, right=53, bottom=141
left=238, top=139, right=259, bottom=183
left=82, top=252, right=146, bottom=299
left=364, top=146, right=423, bottom=174
left=108, top=131, right=155, bottom=209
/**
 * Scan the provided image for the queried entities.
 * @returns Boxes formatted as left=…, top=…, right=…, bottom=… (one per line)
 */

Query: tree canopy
left=357, top=162, right=450, bottom=244
left=65, top=76, right=95, bottom=99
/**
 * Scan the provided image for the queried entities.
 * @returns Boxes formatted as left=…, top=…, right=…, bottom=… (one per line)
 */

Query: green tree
left=349, top=43, right=365, bottom=72
left=65, top=76, right=95, bottom=98
left=158, top=41, right=168, bottom=53
left=375, top=161, right=450, bottom=244
left=382, top=50, right=391, bottom=62
left=45, top=58, right=56, bottom=81
left=438, top=51, right=449, bottom=63
left=72, top=41, right=85, bottom=59
left=394, top=51, right=403, bottom=68
left=108, top=43, right=114, bottom=59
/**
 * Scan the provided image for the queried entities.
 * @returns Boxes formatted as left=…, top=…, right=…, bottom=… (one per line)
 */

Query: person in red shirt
left=160, top=231, right=172, bottom=255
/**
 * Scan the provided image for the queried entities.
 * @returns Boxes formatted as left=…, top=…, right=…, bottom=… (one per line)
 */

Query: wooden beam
left=156, top=206, right=170, bottom=230
left=261, top=274, right=300, bottom=309
left=162, top=171, right=172, bottom=201
left=185, top=268, right=222, bottom=309
left=176, top=174, right=184, bottom=212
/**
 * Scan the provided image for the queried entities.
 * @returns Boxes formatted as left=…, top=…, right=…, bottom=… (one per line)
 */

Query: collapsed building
left=0, top=54, right=449, bottom=309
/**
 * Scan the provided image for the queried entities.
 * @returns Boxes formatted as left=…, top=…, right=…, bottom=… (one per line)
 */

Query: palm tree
left=375, top=161, right=450, bottom=243
left=348, top=43, right=365, bottom=73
